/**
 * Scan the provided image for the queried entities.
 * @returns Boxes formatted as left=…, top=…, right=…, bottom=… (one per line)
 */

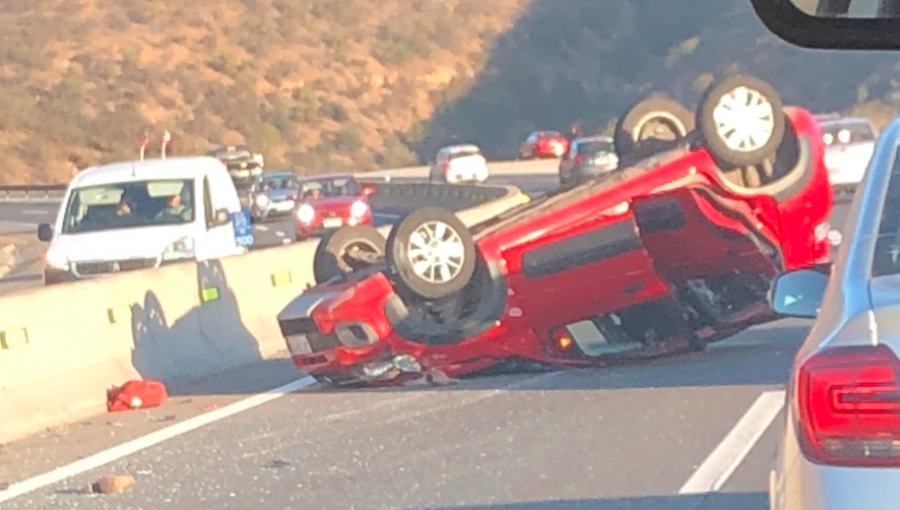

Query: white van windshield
left=61, top=179, right=196, bottom=234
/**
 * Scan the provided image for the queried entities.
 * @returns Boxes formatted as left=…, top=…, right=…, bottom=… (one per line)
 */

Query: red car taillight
left=796, top=344, right=900, bottom=467
left=574, top=154, right=585, bottom=165
left=443, top=161, right=451, bottom=172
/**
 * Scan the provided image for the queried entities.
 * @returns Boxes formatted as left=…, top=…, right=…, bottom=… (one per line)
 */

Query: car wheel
left=696, top=74, right=785, bottom=170
left=313, top=225, right=386, bottom=284
left=386, top=207, right=477, bottom=300
left=614, top=95, right=694, bottom=158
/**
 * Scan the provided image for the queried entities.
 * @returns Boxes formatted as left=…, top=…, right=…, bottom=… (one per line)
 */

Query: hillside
left=0, top=0, right=897, bottom=184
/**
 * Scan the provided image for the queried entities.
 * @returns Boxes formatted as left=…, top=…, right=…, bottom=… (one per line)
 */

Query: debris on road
left=87, top=474, right=136, bottom=494
left=107, top=380, right=168, bottom=412
left=426, top=369, right=459, bottom=386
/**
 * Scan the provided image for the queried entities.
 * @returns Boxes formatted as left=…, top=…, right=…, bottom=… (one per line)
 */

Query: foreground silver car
left=768, top=116, right=900, bottom=510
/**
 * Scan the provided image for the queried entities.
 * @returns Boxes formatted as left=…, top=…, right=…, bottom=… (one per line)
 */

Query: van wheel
left=386, top=207, right=477, bottom=300
left=614, top=95, right=694, bottom=159
left=313, top=225, right=386, bottom=284
left=697, top=75, right=785, bottom=170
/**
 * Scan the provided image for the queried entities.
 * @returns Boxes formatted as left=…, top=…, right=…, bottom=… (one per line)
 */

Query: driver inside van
left=155, top=194, right=191, bottom=222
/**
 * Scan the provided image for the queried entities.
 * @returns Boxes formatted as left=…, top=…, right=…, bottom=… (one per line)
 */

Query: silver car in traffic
left=768, top=115, right=900, bottom=510
left=248, top=171, right=301, bottom=222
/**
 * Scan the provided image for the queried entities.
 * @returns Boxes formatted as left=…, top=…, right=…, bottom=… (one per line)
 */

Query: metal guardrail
left=0, top=185, right=67, bottom=202
left=0, top=179, right=506, bottom=205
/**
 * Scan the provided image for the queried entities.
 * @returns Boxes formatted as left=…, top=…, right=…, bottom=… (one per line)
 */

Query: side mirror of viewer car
left=37, top=223, right=53, bottom=242
left=768, top=268, right=830, bottom=319
left=749, top=0, right=900, bottom=49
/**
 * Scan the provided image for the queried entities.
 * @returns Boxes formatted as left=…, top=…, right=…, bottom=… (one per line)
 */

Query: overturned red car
left=278, top=75, right=834, bottom=387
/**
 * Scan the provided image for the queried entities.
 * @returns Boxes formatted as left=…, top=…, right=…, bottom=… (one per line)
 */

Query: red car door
left=502, top=211, right=672, bottom=340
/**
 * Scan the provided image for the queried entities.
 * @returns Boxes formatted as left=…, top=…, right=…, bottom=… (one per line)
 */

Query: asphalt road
left=0, top=164, right=854, bottom=509
left=0, top=317, right=804, bottom=510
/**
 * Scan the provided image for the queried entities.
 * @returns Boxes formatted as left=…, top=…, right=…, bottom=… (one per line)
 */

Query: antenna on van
left=139, top=133, right=149, bottom=161
left=161, top=130, right=171, bottom=160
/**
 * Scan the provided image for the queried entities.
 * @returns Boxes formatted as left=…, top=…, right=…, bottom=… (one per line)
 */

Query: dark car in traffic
left=558, top=136, right=619, bottom=188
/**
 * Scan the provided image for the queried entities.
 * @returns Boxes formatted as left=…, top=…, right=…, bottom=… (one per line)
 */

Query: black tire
left=386, top=207, right=477, bottom=300
left=614, top=95, right=694, bottom=158
left=696, top=74, right=785, bottom=170
left=313, top=225, right=386, bottom=284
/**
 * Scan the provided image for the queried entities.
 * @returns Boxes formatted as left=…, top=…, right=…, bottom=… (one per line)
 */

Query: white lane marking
left=282, top=238, right=291, bottom=244
left=255, top=225, right=269, bottom=232
left=678, top=390, right=785, bottom=494
left=276, top=230, right=285, bottom=237
left=20, top=210, right=49, bottom=216
left=0, top=375, right=317, bottom=503
left=0, top=220, right=40, bottom=228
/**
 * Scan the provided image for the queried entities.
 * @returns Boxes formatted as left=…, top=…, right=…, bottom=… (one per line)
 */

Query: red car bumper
left=295, top=211, right=373, bottom=239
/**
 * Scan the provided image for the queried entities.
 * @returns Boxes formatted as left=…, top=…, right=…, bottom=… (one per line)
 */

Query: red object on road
left=107, top=380, right=168, bottom=412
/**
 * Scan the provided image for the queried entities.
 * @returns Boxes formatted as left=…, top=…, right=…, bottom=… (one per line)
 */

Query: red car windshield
left=299, top=177, right=360, bottom=199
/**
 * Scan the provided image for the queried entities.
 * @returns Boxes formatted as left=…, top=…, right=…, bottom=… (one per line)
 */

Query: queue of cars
left=275, top=73, right=836, bottom=387
left=35, top=142, right=378, bottom=285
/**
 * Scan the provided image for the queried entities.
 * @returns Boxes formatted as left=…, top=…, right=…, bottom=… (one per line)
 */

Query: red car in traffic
left=293, top=173, right=376, bottom=240
left=520, top=131, right=570, bottom=159
left=279, top=75, right=834, bottom=387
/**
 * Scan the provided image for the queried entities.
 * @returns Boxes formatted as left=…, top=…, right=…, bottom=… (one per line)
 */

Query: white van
left=37, top=157, right=254, bottom=285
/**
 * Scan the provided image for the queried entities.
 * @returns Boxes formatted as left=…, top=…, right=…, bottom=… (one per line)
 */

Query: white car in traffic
left=429, top=144, right=489, bottom=184
left=767, top=115, right=900, bottom=510
left=819, top=116, right=877, bottom=193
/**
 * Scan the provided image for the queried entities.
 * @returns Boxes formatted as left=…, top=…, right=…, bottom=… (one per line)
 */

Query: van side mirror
left=37, top=223, right=53, bottom=242
left=213, top=208, right=230, bottom=227
left=769, top=268, right=829, bottom=319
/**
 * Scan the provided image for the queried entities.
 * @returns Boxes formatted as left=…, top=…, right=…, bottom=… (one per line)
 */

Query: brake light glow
left=551, top=327, right=573, bottom=350
left=574, top=154, right=585, bottom=165
left=796, top=344, right=900, bottom=467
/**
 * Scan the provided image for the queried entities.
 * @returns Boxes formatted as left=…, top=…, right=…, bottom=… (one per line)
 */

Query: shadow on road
left=311, top=320, right=808, bottom=395
left=129, top=258, right=267, bottom=396
left=405, top=492, right=766, bottom=510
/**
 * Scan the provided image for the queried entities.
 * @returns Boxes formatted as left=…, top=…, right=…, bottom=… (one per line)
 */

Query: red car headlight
left=350, top=200, right=369, bottom=217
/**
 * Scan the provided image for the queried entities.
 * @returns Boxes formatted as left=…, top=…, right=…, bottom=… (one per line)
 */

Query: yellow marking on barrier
left=271, top=270, right=293, bottom=287
left=518, top=193, right=531, bottom=204
left=1, top=328, right=28, bottom=349
left=107, top=305, right=133, bottom=324
left=200, top=286, right=220, bottom=303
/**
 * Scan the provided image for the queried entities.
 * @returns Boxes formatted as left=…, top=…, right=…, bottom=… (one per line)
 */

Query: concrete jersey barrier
left=0, top=185, right=529, bottom=445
